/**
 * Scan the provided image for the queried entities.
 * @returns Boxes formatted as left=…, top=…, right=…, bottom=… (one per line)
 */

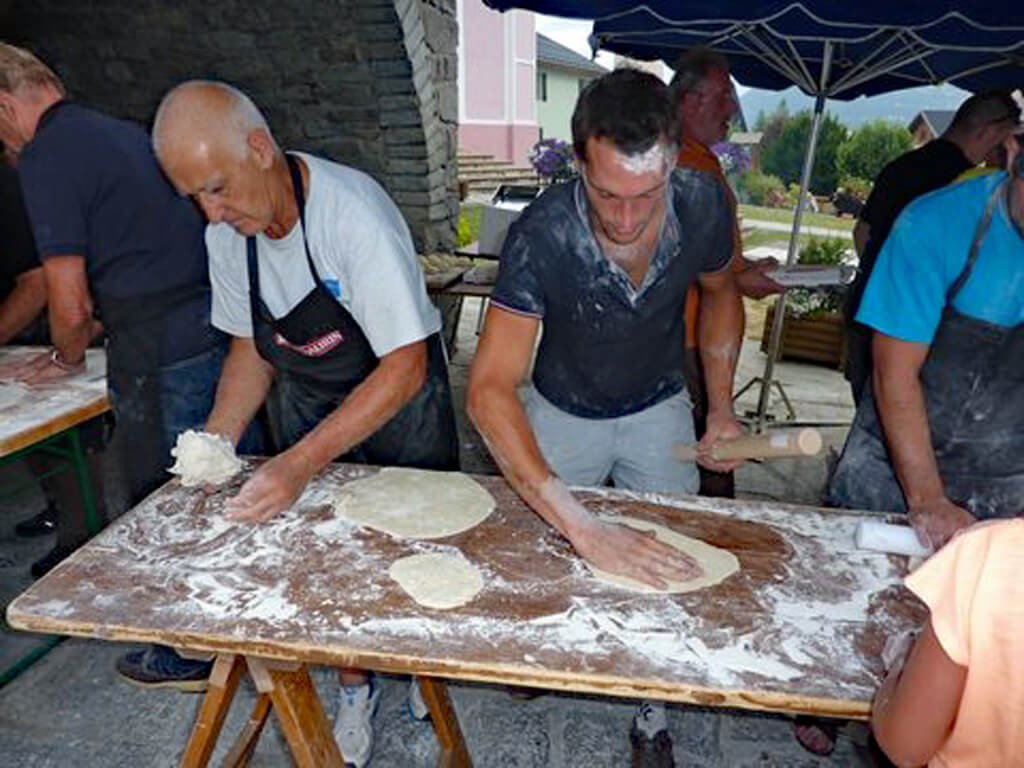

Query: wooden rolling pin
left=673, top=428, right=823, bottom=462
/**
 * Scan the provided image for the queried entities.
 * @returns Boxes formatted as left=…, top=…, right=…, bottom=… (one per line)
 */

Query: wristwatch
left=50, top=347, right=86, bottom=373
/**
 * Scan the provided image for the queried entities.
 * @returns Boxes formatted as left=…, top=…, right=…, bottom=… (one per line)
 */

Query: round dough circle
left=389, top=552, right=484, bottom=609
left=590, top=515, right=740, bottom=593
left=334, top=468, right=495, bottom=539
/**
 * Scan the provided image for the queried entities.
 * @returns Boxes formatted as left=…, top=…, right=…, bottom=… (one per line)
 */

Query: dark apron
left=247, top=154, right=458, bottom=469
left=829, top=180, right=1024, bottom=519
left=99, top=281, right=213, bottom=504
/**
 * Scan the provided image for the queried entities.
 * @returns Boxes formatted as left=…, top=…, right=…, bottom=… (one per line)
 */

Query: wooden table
left=0, top=346, right=109, bottom=687
left=6, top=464, right=922, bottom=766
left=0, top=345, right=109, bottom=538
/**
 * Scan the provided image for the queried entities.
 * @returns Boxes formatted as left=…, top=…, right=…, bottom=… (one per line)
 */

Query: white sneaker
left=408, top=677, right=430, bottom=720
left=633, top=700, right=668, bottom=739
left=333, top=680, right=381, bottom=767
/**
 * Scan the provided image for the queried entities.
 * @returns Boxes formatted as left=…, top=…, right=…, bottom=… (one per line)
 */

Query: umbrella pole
left=752, top=41, right=833, bottom=433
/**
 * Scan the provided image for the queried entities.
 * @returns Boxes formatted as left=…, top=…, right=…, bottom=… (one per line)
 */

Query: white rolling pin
left=673, top=428, right=823, bottom=462
left=854, top=520, right=932, bottom=557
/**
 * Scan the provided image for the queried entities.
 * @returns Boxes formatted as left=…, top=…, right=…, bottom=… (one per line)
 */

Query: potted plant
left=760, top=237, right=850, bottom=368
left=528, top=138, right=577, bottom=185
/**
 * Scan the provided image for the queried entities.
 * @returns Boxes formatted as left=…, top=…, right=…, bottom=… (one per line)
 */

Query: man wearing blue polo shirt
left=829, top=125, right=1024, bottom=549
left=0, top=43, right=240, bottom=688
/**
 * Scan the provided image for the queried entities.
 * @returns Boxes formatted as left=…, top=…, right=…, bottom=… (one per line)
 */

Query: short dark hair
left=948, top=90, right=1021, bottom=135
left=571, top=68, right=678, bottom=163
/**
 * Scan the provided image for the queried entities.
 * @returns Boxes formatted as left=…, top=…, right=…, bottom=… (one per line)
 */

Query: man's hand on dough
left=571, top=517, right=704, bottom=590
left=224, top=450, right=317, bottom=523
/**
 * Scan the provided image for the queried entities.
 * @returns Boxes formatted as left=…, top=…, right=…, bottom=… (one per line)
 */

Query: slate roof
left=908, top=109, right=955, bottom=138
left=536, top=33, right=609, bottom=76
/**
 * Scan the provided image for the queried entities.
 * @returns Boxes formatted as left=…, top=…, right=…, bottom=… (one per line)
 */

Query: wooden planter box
left=760, top=305, right=846, bottom=369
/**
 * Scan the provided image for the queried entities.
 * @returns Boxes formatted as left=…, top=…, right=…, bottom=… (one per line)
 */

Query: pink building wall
left=457, top=0, right=539, bottom=165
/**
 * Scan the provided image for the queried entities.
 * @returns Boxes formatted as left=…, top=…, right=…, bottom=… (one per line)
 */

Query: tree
left=836, top=120, right=913, bottom=183
left=760, top=110, right=847, bottom=196
left=754, top=99, right=789, bottom=148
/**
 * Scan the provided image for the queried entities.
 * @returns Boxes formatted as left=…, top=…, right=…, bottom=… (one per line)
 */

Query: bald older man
left=151, top=80, right=458, bottom=766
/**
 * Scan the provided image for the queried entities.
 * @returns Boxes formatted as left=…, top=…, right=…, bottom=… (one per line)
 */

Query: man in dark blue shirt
left=468, top=69, right=743, bottom=587
left=468, top=69, right=744, bottom=762
left=0, top=42, right=234, bottom=689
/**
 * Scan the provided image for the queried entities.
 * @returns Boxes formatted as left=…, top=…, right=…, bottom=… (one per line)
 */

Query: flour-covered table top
left=6, top=463, right=923, bottom=718
left=0, top=346, right=108, bottom=457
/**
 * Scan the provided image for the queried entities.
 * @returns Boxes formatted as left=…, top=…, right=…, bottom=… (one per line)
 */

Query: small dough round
left=168, top=430, right=243, bottom=487
left=334, top=468, right=495, bottom=539
left=590, top=515, right=740, bottom=593
left=389, top=552, right=484, bottom=609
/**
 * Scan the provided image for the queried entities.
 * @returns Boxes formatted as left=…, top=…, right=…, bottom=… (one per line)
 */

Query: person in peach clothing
left=872, top=519, right=1024, bottom=766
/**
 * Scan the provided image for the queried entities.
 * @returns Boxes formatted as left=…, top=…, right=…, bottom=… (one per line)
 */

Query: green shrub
left=798, top=236, right=849, bottom=265
left=739, top=171, right=786, bottom=207
left=837, top=175, right=872, bottom=202
left=457, top=205, right=483, bottom=247
left=787, top=236, right=852, bottom=317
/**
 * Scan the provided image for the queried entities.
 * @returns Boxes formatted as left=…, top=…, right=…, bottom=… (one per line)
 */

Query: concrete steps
left=457, top=152, right=537, bottom=194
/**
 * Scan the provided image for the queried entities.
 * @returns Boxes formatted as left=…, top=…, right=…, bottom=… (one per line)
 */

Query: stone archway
left=2, top=0, right=458, bottom=251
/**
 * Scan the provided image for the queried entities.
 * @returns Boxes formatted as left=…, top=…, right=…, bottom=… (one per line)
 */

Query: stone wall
left=2, top=0, right=458, bottom=251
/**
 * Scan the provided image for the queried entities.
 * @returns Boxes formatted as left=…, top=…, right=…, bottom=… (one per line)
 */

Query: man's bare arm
left=695, top=268, right=745, bottom=470
left=224, top=337, right=430, bottom=521
left=204, top=336, right=276, bottom=444
left=0, top=266, right=46, bottom=345
left=872, top=333, right=975, bottom=547
left=42, top=255, right=94, bottom=364
left=467, top=306, right=701, bottom=588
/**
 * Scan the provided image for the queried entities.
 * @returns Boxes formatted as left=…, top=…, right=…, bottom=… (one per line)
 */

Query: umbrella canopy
left=484, top=1, right=1024, bottom=98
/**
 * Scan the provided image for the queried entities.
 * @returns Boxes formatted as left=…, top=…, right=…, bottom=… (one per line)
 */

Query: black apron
left=829, top=179, right=1024, bottom=519
left=100, top=281, right=214, bottom=504
left=247, top=155, right=458, bottom=469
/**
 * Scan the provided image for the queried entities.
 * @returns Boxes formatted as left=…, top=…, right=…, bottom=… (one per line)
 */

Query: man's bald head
left=153, top=80, right=275, bottom=167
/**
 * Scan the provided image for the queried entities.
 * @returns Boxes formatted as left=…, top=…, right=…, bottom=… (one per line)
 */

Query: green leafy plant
left=786, top=236, right=851, bottom=318
left=739, top=170, right=786, bottom=207
left=836, top=120, right=912, bottom=182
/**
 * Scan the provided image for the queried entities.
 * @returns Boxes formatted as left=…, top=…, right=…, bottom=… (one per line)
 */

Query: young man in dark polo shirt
left=844, top=90, right=1021, bottom=404
left=467, top=68, right=744, bottom=764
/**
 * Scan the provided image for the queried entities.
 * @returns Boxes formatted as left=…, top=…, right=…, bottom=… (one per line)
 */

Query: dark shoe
left=630, top=702, right=675, bottom=768
left=15, top=503, right=58, bottom=538
left=30, top=543, right=76, bottom=578
left=794, top=716, right=838, bottom=756
left=115, top=645, right=211, bottom=692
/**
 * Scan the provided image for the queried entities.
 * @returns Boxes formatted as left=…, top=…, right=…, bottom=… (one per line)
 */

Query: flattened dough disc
left=590, top=515, right=740, bottom=593
left=389, top=552, right=484, bottom=609
left=334, top=468, right=495, bottom=539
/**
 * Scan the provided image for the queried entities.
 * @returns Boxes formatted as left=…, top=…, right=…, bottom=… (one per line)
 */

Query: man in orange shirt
left=670, top=49, right=782, bottom=497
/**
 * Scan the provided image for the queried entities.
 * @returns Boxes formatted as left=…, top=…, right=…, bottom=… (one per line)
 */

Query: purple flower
left=711, top=141, right=751, bottom=175
left=529, top=138, right=577, bottom=181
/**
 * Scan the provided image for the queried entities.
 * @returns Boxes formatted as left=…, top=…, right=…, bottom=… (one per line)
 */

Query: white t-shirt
left=207, top=152, right=440, bottom=358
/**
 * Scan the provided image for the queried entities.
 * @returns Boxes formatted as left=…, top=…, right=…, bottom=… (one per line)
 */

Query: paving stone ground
left=0, top=299, right=889, bottom=766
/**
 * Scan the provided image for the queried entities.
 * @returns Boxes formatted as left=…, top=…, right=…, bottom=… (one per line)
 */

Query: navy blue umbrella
left=484, top=0, right=1024, bottom=428
left=486, top=2, right=1024, bottom=98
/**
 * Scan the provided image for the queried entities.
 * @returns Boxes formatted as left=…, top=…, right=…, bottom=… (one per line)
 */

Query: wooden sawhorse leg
left=246, top=657, right=344, bottom=767
left=416, top=675, right=472, bottom=768
left=180, top=654, right=245, bottom=768
left=180, top=655, right=342, bottom=768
